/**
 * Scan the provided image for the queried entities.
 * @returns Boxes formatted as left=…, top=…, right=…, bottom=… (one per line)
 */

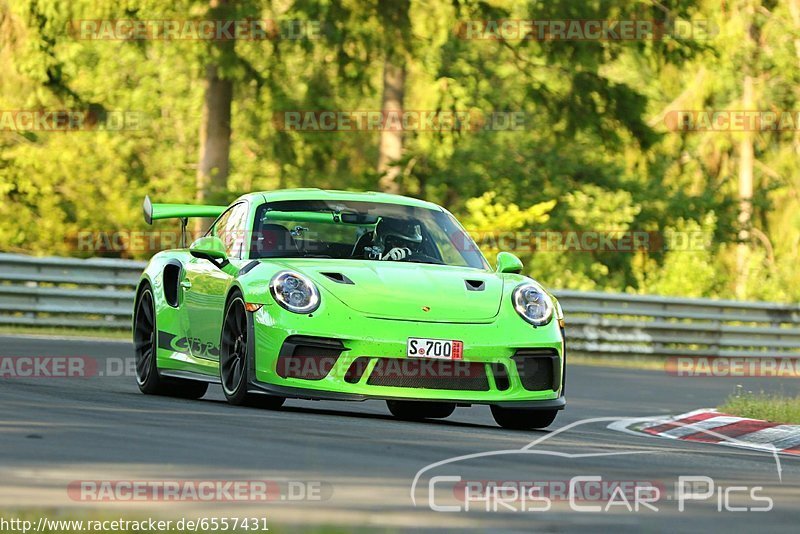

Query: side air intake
left=276, top=336, right=345, bottom=380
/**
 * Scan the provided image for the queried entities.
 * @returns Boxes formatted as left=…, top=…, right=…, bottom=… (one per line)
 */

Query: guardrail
left=1, top=253, right=798, bottom=358
left=560, top=290, right=800, bottom=358
left=0, top=253, right=145, bottom=329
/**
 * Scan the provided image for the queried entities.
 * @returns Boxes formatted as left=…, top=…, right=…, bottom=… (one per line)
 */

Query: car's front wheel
left=490, top=405, right=558, bottom=430
left=386, top=400, right=456, bottom=421
left=220, top=293, right=284, bottom=409
left=134, top=285, right=208, bottom=399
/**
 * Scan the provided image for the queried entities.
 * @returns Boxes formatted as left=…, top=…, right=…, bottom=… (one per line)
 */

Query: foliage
left=0, top=0, right=798, bottom=303
left=461, top=191, right=555, bottom=234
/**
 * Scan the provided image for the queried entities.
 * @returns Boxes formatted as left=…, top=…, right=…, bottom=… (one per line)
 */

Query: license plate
left=407, top=337, right=463, bottom=360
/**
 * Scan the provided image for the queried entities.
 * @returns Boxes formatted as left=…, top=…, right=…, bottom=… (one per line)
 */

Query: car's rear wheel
left=220, top=293, right=284, bottom=409
left=134, top=285, right=208, bottom=399
left=386, top=400, right=456, bottom=421
left=490, top=406, right=558, bottom=430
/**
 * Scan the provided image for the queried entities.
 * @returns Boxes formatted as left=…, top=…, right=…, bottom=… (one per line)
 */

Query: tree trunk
left=195, top=0, right=233, bottom=236
left=195, top=64, right=233, bottom=235
left=736, top=74, right=754, bottom=299
left=377, top=60, right=405, bottom=194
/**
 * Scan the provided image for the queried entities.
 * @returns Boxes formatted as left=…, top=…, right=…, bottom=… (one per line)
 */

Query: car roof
left=238, top=189, right=444, bottom=211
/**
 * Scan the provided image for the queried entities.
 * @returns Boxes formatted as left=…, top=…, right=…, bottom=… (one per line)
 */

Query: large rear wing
left=142, top=195, right=228, bottom=247
left=142, top=195, right=227, bottom=225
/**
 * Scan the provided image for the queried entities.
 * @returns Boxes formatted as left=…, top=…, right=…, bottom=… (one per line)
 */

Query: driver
left=365, top=218, right=423, bottom=261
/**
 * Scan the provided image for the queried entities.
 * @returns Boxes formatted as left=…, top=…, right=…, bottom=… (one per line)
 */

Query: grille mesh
left=366, top=358, right=489, bottom=391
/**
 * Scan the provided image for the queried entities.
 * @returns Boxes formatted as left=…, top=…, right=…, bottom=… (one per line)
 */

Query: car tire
left=134, top=285, right=208, bottom=399
left=490, top=406, right=558, bottom=430
left=220, top=293, right=285, bottom=409
left=386, top=400, right=456, bottom=421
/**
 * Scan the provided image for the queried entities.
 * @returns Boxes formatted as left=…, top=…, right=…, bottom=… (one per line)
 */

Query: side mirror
left=189, top=236, right=228, bottom=263
left=496, top=251, right=523, bottom=274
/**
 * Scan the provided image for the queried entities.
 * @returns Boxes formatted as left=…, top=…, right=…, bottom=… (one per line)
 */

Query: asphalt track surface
left=1, top=334, right=799, bottom=533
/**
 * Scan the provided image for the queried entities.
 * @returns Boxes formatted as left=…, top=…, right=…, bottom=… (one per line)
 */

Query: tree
left=3, top=0, right=800, bottom=305
left=736, top=0, right=757, bottom=299
left=376, top=0, right=411, bottom=194
left=195, top=0, right=234, bottom=233
left=376, top=60, right=404, bottom=193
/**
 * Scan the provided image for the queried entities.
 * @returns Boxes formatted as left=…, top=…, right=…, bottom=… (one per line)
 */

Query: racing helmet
left=373, top=218, right=423, bottom=250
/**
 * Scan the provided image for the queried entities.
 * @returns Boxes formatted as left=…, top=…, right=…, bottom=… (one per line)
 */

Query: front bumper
left=248, top=301, right=565, bottom=406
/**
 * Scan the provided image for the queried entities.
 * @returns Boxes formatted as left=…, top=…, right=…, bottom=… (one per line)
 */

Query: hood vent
left=320, top=272, right=354, bottom=285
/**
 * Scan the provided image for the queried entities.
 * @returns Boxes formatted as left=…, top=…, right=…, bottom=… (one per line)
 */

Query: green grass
left=719, top=387, right=800, bottom=424
left=0, top=325, right=130, bottom=340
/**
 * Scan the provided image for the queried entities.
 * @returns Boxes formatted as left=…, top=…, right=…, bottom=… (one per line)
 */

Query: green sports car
left=134, top=189, right=566, bottom=429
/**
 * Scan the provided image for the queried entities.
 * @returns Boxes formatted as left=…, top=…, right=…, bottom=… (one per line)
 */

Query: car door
left=182, top=201, right=250, bottom=361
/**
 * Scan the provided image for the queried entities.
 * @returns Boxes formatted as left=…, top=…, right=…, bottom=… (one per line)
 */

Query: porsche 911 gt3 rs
left=134, top=189, right=566, bottom=429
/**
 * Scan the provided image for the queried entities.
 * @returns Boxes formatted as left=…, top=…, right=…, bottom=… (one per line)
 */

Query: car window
left=213, top=202, right=249, bottom=259
left=251, top=200, right=490, bottom=270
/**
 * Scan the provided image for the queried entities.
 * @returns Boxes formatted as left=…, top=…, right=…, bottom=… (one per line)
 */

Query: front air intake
left=276, top=336, right=345, bottom=380
left=366, top=358, right=489, bottom=391
left=343, top=357, right=371, bottom=384
left=491, top=362, right=511, bottom=391
left=512, top=349, right=560, bottom=391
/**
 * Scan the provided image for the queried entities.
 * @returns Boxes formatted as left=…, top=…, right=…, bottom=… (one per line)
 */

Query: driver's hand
left=381, top=247, right=412, bottom=261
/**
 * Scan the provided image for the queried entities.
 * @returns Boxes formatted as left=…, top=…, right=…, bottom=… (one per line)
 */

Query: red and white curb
left=608, top=409, right=800, bottom=456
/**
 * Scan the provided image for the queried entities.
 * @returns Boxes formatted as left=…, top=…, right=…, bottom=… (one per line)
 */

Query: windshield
left=250, top=199, right=489, bottom=270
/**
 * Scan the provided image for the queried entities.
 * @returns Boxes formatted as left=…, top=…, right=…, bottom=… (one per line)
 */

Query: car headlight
left=269, top=271, right=320, bottom=314
left=512, top=282, right=554, bottom=326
